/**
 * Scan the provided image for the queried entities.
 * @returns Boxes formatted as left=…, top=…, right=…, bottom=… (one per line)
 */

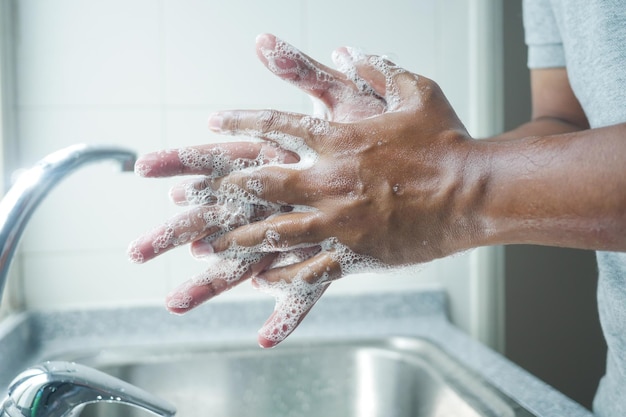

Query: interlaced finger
left=166, top=252, right=278, bottom=314
left=134, top=142, right=298, bottom=178
left=127, top=203, right=274, bottom=264
left=257, top=34, right=384, bottom=119
left=253, top=250, right=342, bottom=348
left=209, top=109, right=340, bottom=156
left=211, top=211, right=325, bottom=254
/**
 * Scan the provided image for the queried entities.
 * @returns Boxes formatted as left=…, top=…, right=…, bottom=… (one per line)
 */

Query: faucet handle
left=1, top=361, right=176, bottom=417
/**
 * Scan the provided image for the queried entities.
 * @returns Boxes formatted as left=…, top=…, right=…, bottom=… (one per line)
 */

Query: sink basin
left=55, top=338, right=534, bottom=417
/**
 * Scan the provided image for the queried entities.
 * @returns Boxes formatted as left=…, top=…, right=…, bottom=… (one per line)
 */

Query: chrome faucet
left=0, top=143, right=136, bottom=302
left=0, top=361, right=176, bottom=417
left=0, top=144, right=176, bottom=417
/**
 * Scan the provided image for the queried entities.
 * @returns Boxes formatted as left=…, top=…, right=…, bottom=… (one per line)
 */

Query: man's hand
left=129, top=34, right=481, bottom=347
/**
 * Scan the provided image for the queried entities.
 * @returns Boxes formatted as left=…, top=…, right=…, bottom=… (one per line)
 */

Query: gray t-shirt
left=523, top=1, right=626, bottom=416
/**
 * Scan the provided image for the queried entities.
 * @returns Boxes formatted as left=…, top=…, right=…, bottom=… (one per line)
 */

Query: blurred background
left=0, top=0, right=605, bottom=409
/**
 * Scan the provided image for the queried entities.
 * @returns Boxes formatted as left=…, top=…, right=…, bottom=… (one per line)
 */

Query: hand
left=208, top=63, right=480, bottom=268
left=129, top=34, right=396, bottom=347
left=169, top=38, right=481, bottom=346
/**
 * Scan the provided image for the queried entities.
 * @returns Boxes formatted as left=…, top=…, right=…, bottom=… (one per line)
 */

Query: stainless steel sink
left=54, top=338, right=534, bottom=417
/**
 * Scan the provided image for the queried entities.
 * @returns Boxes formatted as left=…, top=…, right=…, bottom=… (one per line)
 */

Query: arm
left=478, top=68, right=626, bottom=250
left=490, top=68, right=589, bottom=141
left=204, top=67, right=626, bottom=260
left=130, top=37, right=626, bottom=347
left=478, top=127, right=626, bottom=251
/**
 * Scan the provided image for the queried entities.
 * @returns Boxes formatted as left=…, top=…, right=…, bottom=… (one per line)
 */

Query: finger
left=255, top=249, right=342, bottom=284
left=257, top=283, right=328, bottom=348
left=349, top=54, right=388, bottom=98
left=256, top=34, right=359, bottom=112
left=128, top=207, right=220, bottom=264
left=260, top=246, right=321, bottom=271
left=169, top=176, right=297, bottom=214
left=209, top=164, right=320, bottom=209
left=134, top=142, right=298, bottom=178
left=365, top=55, right=422, bottom=110
left=342, top=53, right=420, bottom=111
left=253, top=251, right=341, bottom=348
left=211, top=211, right=325, bottom=254
left=208, top=109, right=337, bottom=155
left=331, top=47, right=385, bottom=99
left=257, top=34, right=386, bottom=122
left=128, top=203, right=268, bottom=263
left=169, top=177, right=217, bottom=206
left=166, top=252, right=277, bottom=314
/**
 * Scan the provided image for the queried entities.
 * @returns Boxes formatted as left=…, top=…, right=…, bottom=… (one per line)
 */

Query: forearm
left=486, top=116, right=588, bottom=142
left=471, top=122, right=626, bottom=251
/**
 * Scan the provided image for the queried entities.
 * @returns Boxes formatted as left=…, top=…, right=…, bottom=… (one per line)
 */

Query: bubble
left=151, top=215, right=201, bottom=255
left=182, top=179, right=217, bottom=205
left=332, top=46, right=379, bottom=98
left=301, top=116, right=331, bottom=136
left=194, top=244, right=265, bottom=286
left=127, top=241, right=144, bottom=263
left=134, top=162, right=152, bottom=177
left=262, top=229, right=281, bottom=250
left=256, top=270, right=328, bottom=344
left=262, top=131, right=318, bottom=169
left=367, top=55, right=411, bottom=111
left=321, top=237, right=388, bottom=275
left=177, top=145, right=281, bottom=180
left=167, top=285, right=193, bottom=310
left=261, top=37, right=336, bottom=92
left=246, top=178, right=264, bottom=195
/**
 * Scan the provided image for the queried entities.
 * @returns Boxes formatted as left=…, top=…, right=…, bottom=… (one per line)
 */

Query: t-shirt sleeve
left=523, top=0, right=566, bottom=68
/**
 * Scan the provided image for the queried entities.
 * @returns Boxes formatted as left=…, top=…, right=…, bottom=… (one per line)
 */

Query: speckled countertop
left=0, top=289, right=593, bottom=417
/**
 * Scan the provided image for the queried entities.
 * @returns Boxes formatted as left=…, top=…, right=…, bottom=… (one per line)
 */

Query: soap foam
left=177, top=145, right=280, bottom=180
left=262, top=38, right=386, bottom=123
left=367, top=55, right=411, bottom=111
left=261, top=38, right=335, bottom=92
left=256, top=268, right=328, bottom=344
left=152, top=215, right=198, bottom=255
left=255, top=238, right=388, bottom=344
left=127, top=242, right=144, bottom=263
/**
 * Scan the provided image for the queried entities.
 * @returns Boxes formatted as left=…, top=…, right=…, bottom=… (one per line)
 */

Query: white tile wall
left=10, top=0, right=479, bottom=330
left=16, top=0, right=162, bottom=107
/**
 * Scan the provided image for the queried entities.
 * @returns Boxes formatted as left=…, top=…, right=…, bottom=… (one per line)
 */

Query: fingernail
left=166, top=291, right=192, bottom=312
left=191, top=240, right=214, bottom=258
left=134, top=154, right=159, bottom=177
left=208, top=113, right=224, bottom=132
left=169, top=184, right=187, bottom=204
left=331, top=48, right=352, bottom=69
left=127, top=240, right=145, bottom=264
left=256, top=33, right=276, bottom=50
left=345, top=46, right=366, bottom=62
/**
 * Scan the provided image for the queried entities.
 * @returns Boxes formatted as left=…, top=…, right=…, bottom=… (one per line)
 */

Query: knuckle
left=244, top=171, right=267, bottom=198
left=257, top=109, right=282, bottom=133
left=418, top=75, right=441, bottom=97
left=299, top=116, right=333, bottom=142
left=223, top=111, right=242, bottom=134
left=298, top=213, right=321, bottom=240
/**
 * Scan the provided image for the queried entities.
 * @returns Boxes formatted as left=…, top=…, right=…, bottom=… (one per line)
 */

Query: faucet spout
left=0, top=144, right=137, bottom=304
left=1, top=361, right=176, bottom=417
